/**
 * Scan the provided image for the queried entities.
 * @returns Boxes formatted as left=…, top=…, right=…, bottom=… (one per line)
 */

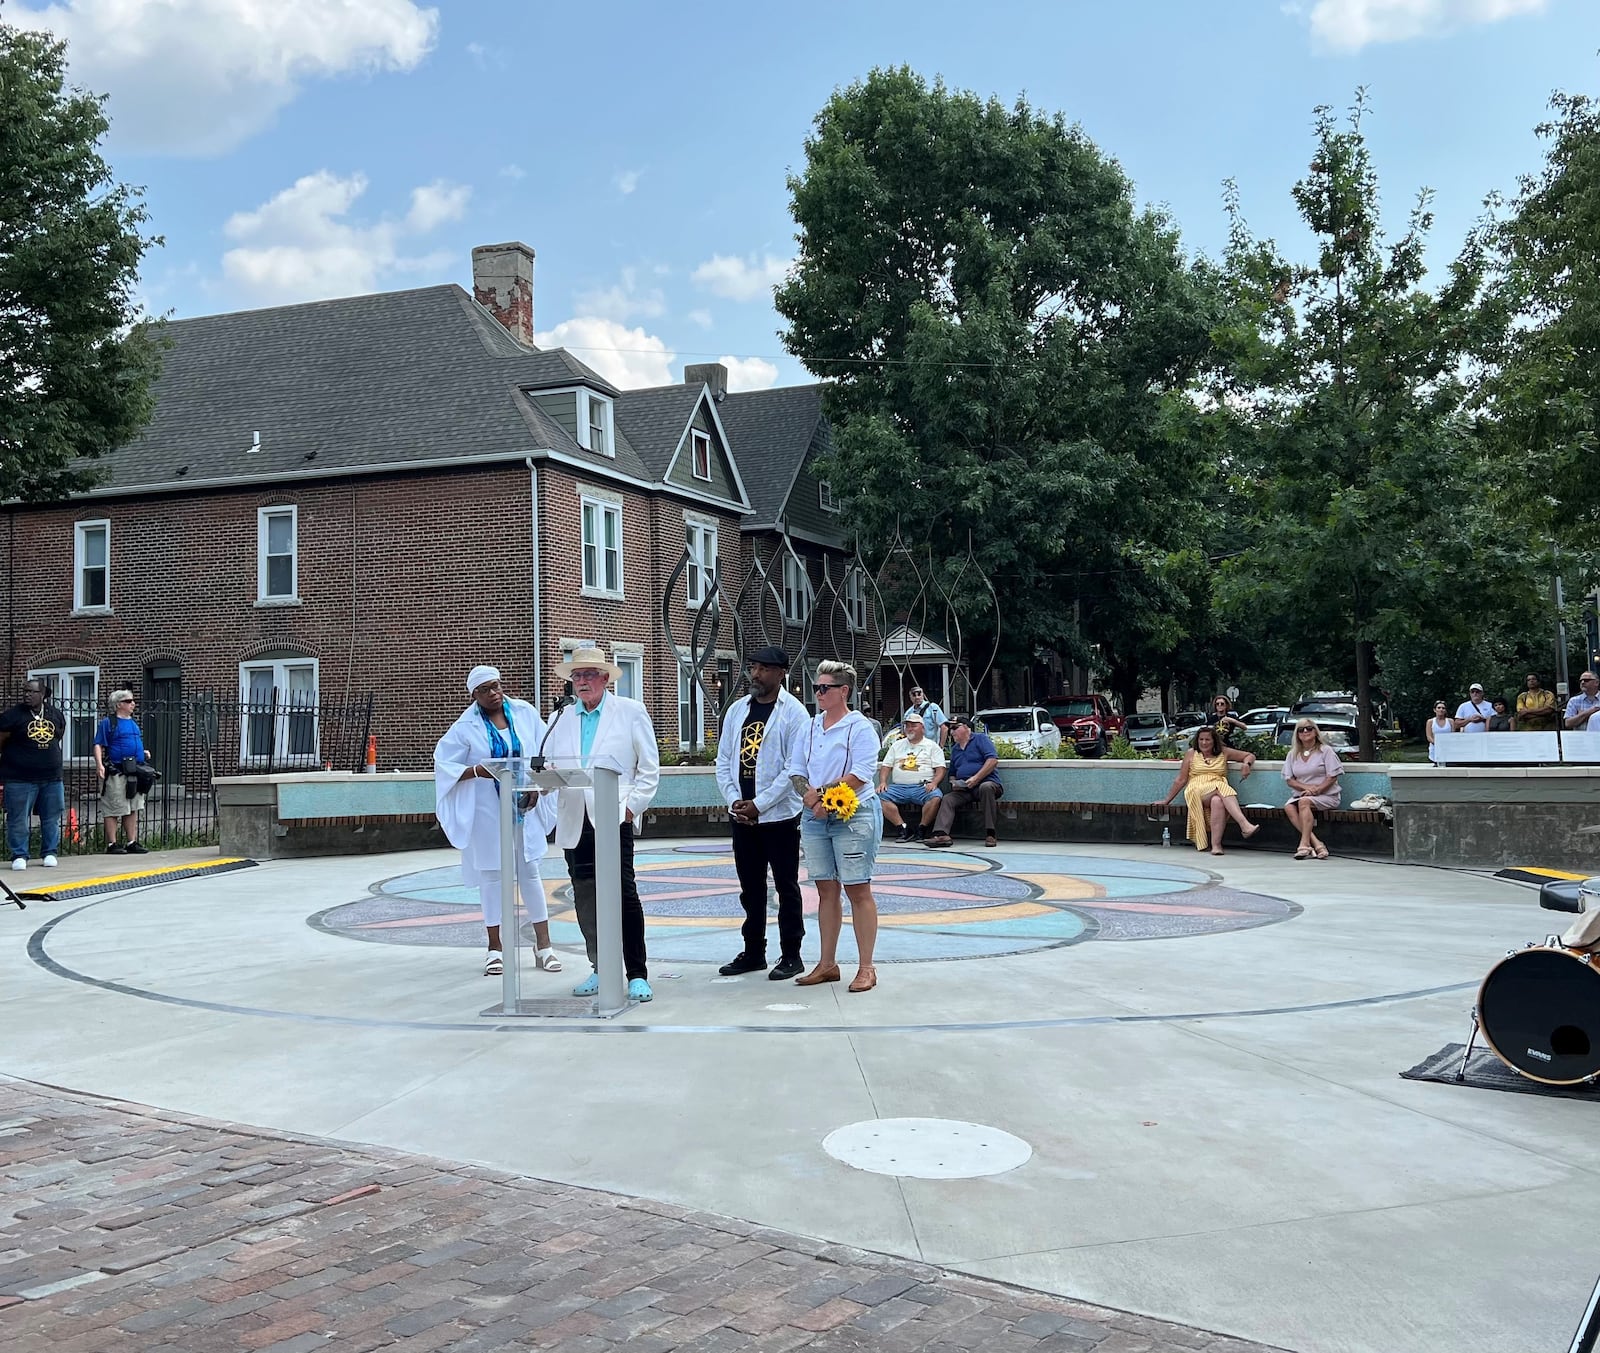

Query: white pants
left=478, top=854, right=548, bottom=929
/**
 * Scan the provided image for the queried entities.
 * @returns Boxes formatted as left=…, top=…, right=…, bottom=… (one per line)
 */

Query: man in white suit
left=542, top=645, right=660, bottom=1002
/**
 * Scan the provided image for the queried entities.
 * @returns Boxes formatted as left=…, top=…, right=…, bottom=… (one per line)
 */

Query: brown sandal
left=848, top=967, right=877, bottom=993
left=795, top=964, right=841, bottom=986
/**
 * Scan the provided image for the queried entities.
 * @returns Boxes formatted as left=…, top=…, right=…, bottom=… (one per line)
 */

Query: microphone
left=530, top=695, right=576, bottom=772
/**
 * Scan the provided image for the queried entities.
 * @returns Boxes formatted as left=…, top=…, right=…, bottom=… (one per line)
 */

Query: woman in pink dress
left=1281, top=719, right=1343, bottom=860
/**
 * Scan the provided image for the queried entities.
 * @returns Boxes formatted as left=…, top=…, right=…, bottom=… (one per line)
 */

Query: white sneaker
left=42, top=855, right=57, bottom=868
left=9, top=858, right=23, bottom=871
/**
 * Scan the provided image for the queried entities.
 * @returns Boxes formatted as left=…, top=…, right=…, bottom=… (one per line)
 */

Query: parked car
left=1122, top=711, right=1171, bottom=752
left=1241, top=706, right=1292, bottom=739
left=1045, top=694, right=1122, bottom=757
left=1274, top=720, right=1362, bottom=760
left=975, top=706, right=1063, bottom=757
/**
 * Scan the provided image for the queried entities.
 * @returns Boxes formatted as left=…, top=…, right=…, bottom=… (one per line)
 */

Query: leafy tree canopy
left=776, top=66, right=1223, bottom=684
left=0, top=21, right=162, bottom=502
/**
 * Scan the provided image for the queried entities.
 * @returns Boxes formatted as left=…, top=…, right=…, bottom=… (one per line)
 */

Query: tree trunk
left=1355, top=638, right=1376, bottom=761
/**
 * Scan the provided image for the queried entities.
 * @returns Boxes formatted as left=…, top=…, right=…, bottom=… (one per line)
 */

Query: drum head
left=1479, top=947, right=1600, bottom=1085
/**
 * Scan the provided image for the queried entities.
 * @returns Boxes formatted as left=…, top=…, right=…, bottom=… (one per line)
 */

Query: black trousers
left=566, top=817, right=648, bottom=980
left=730, top=814, right=805, bottom=960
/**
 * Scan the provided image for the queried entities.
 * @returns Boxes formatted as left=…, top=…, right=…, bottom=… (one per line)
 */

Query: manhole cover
left=822, top=1118, right=1031, bottom=1179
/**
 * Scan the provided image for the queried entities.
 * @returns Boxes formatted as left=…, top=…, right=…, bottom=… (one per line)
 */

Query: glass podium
left=478, top=755, right=631, bottom=1019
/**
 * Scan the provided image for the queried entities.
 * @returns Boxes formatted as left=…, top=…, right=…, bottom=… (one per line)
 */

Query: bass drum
left=1478, top=945, right=1600, bottom=1085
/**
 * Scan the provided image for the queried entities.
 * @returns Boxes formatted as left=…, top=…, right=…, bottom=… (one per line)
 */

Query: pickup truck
left=1044, top=694, right=1123, bottom=758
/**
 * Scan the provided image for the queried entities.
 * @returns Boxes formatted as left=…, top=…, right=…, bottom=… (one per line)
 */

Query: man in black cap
left=714, top=646, right=812, bottom=979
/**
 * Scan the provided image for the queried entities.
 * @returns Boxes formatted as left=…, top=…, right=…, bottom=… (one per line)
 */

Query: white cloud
left=614, top=169, right=641, bottom=196
left=691, top=252, right=792, bottom=303
left=221, top=169, right=468, bottom=303
left=532, top=317, right=676, bottom=390
left=499, top=164, right=527, bottom=180
left=12, top=0, right=438, bottom=155
left=687, top=308, right=713, bottom=329
left=1306, top=0, right=1544, bottom=50
left=575, top=266, right=665, bottom=322
left=405, top=181, right=470, bottom=232
left=720, top=356, right=780, bottom=393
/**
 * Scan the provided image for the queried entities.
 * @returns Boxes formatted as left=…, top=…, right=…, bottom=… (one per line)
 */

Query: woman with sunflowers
left=787, top=659, right=883, bottom=992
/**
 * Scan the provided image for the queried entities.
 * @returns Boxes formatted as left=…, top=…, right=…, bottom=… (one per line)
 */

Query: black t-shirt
left=738, top=698, right=776, bottom=801
left=0, top=701, right=66, bottom=780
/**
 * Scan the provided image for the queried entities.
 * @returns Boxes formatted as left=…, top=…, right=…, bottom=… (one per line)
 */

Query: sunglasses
left=813, top=683, right=843, bottom=693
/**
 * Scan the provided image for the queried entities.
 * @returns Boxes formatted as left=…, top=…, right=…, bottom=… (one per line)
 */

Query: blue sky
left=18, top=0, right=1599, bottom=391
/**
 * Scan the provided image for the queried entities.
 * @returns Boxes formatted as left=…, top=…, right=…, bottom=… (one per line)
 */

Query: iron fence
left=3, top=688, right=374, bottom=855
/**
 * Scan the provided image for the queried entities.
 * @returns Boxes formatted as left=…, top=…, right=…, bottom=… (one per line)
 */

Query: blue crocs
left=627, top=977, right=653, bottom=1003
left=572, top=972, right=599, bottom=997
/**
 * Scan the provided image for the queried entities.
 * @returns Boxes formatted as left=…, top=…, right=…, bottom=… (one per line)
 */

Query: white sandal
left=535, top=947, right=563, bottom=972
left=483, top=950, right=504, bottom=976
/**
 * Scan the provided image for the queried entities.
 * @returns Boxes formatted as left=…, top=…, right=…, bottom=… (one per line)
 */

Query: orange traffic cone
left=364, top=734, right=378, bottom=774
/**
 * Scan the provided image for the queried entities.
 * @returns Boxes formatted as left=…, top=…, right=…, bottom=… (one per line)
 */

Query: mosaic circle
left=310, top=843, right=1299, bottom=964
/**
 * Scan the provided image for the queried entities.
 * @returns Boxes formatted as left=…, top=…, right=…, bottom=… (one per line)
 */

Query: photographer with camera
left=93, top=689, right=156, bottom=855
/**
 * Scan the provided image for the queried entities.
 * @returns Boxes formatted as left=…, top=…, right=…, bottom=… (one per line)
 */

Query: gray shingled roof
left=716, top=384, right=826, bottom=524
left=614, top=384, right=705, bottom=480
left=93, top=285, right=644, bottom=493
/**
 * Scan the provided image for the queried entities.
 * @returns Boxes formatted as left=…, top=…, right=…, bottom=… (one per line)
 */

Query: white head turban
left=466, top=664, right=501, bottom=694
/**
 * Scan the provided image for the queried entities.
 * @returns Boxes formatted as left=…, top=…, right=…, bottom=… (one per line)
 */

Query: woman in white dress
left=434, top=664, right=560, bottom=976
left=1425, top=702, right=1454, bottom=765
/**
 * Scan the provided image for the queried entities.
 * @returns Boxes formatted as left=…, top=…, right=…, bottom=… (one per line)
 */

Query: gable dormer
left=526, top=384, right=615, bottom=458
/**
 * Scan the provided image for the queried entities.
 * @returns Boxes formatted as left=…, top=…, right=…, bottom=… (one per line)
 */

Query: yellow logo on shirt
left=25, top=713, right=55, bottom=748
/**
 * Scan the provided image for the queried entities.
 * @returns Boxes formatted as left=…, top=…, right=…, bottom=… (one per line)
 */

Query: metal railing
left=3, top=689, right=374, bottom=855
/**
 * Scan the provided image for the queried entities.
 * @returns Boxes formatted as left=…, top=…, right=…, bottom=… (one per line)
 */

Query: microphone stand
left=529, top=695, right=576, bottom=773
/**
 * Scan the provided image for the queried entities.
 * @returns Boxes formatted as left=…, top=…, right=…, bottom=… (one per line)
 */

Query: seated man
left=926, top=716, right=1005, bottom=849
left=876, top=711, right=946, bottom=842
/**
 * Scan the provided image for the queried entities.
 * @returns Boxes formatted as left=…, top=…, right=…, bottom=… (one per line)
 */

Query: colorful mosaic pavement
left=312, top=843, right=1299, bottom=964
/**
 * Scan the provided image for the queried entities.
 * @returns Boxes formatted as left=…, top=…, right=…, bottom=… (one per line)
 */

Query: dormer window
left=691, top=430, right=711, bottom=481
left=580, top=390, right=614, bottom=457
left=819, top=480, right=837, bottom=513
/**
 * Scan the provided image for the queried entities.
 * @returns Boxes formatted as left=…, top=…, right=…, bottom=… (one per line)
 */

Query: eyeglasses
left=570, top=669, right=607, bottom=681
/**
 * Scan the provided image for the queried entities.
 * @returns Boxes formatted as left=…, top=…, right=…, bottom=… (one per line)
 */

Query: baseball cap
left=903, top=711, right=925, bottom=724
left=1469, top=682, right=1483, bottom=692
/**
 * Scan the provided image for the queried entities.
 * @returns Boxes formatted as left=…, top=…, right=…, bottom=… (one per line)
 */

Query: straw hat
left=554, top=645, right=622, bottom=682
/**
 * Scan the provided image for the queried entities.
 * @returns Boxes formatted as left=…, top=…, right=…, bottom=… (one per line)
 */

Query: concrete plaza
left=1, top=836, right=1592, bottom=1353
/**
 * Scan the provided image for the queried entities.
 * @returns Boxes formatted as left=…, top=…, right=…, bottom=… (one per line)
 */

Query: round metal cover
left=823, top=1118, right=1031, bottom=1179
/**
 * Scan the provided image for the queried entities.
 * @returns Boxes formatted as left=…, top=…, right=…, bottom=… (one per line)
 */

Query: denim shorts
left=881, top=782, right=941, bottom=808
left=801, top=796, right=882, bottom=885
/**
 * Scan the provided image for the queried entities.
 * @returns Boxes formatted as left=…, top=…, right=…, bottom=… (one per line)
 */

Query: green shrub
left=658, top=739, right=718, bottom=767
left=1106, top=733, right=1155, bottom=760
left=991, top=736, right=1056, bottom=760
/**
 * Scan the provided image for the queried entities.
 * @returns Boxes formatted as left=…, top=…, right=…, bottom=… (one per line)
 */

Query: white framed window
left=819, top=481, right=837, bottom=513
left=580, top=497, right=624, bottom=597
left=685, top=520, right=717, bottom=609
left=615, top=652, right=643, bottom=701
left=677, top=658, right=704, bottom=749
left=239, top=657, right=320, bottom=766
left=845, top=567, right=866, bottom=633
left=73, top=520, right=110, bottom=612
left=782, top=554, right=812, bottom=626
left=580, top=390, right=614, bottom=457
left=27, top=664, right=98, bottom=761
left=256, top=506, right=298, bottom=603
left=690, top=430, right=711, bottom=481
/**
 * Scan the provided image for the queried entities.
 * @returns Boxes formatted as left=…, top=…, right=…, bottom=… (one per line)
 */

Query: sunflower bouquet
left=818, top=782, right=859, bottom=822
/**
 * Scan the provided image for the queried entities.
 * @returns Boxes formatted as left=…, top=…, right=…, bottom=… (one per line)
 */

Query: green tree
left=775, top=67, right=1223, bottom=700
left=1215, top=95, right=1511, bottom=757
left=0, top=22, right=162, bottom=502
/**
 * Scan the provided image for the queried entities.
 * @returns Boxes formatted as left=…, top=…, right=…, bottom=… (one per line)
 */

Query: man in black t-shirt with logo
left=714, top=647, right=812, bottom=980
left=1, top=679, right=67, bottom=871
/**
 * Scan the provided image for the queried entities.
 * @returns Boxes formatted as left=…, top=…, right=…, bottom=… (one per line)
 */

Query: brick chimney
left=471, top=241, right=535, bottom=345
left=685, top=362, right=728, bottom=402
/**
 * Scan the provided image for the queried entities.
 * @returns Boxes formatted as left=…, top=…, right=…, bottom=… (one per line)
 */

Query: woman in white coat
left=434, top=665, right=561, bottom=976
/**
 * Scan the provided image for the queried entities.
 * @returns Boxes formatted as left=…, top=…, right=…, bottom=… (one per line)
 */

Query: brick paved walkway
left=0, top=1078, right=1289, bottom=1353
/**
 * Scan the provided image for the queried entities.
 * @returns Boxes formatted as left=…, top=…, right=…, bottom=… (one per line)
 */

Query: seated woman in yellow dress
left=1157, top=726, right=1260, bottom=855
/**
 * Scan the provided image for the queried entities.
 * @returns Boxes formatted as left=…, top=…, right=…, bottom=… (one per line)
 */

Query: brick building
left=0, top=242, right=877, bottom=770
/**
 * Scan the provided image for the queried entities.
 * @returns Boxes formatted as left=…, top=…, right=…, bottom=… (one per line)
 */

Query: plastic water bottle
left=1161, top=826, right=1171, bottom=847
